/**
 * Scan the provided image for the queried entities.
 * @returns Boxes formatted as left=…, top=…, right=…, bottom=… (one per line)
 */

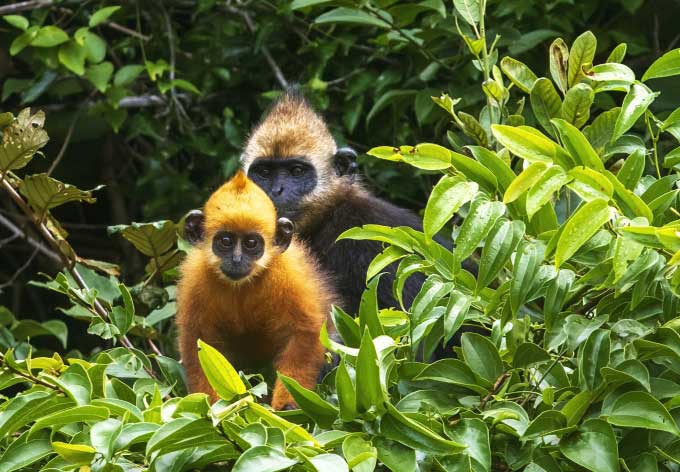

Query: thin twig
left=0, top=351, right=64, bottom=392
left=0, top=247, right=39, bottom=293
left=47, top=107, right=83, bottom=176
left=0, top=0, right=53, bottom=15
left=227, top=6, right=289, bottom=88
left=158, top=0, right=190, bottom=128
left=479, top=372, right=510, bottom=409
left=0, top=213, right=62, bottom=263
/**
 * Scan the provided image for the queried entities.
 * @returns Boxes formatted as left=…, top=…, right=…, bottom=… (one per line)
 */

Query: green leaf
left=523, top=410, right=568, bottom=439
left=403, top=143, right=451, bottom=170
left=356, top=329, right=385, bottom=413
left=617, top=149, right=645, bottom=190
left=29, top=405, right=109, bottom=435
left=555, top=199, right=611, bottom=267
left=449, top=151, right=497, bottom=193
left=612, top=82, right=658, bottom=142
left=381, top=403, right=465, bottom=455
left=500, top=57, right=538, bottom=93
left=560, top=419, right=619, bottom=472
left=336, top=359, right=357, bottom=422
left=567, top=166, right=613, bottom=201
left=366, top=246, right=408, bottom=282
left=461, top=332, right=503, bottom=384
left=19, top=174, right=98, bottom=216
left=196, top=339, right=246, bottom=401
left=530, top=78, right=562, bottom=136
left=79, top=29, right=106, bottom=63
left=278, top=374, right=338, bottom=428
left=0, top=433, right=51, bottom=472
left=491, top=125, right=561, bottom=163
left=359, top=276, right=384, bottom=337
left=550, top=38, right=570, bottom=93
left=607, top=43, right=627, bottom=63
left=290, top=0, right=334, bottom=10
left=588, top=63, right=635, bottom=91
left=85, top=61, right=113, bottom=93
left=503, top=161, right=549, bottom=203
left=343, top=435, right=376, bottom=472
left=315, top=7, right=390, bottom=28
left=604, top=170, right=653, bottom=221
left=552, top=118, right=604, bottom=171
left=423, top=176, right=478, bottom=239
left=467, top=146, right=516, bottom=193
left=308, top=453, right=348, bottom=472
left=233, top=445, right=297, bottom=472
left=560, top=83, right=594, bottom=128
left=642, top=48, right=680, bottom=81
left=607, top=391, right=680, bottom=435
left=583, top=108, right=621, bottom=151
left=146, top=418, right=229, bottom=456
left=374, top=438, right=415, bottom=472
left=31, top=26, right=69, bottom=47
left=114, top=64, right=145, bottom=87
left=10, top=26, right=38, bottom=56
left=477, top=219, right=524, bottom=290
left=567, top=31, right=597, bottom=87
left=453, top=0, right=481, bottom=26
left=3, top=15, right=29, bottom=31
left=89, top=6, right=121, bottom=27
left=526, top=165, right=572, bottom=219
left=0, top=108, right=49, bottom=172
left=52, top=442, right=96, bottom=465
left=446, top=419, right=491, bottom=470
left=458, top=111, right=489, bottom=147
left=511, top=240, right=545, bottom=312
left=578, top=329, right=610, bottom=391
left=108, top=220, right=177, bottom=257
left=58, top=40, right=87, bottom=75
left=452, top=197, right=505, bottom=272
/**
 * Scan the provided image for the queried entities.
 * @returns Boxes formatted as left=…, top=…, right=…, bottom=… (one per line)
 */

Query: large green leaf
left=232, top=445, right=297, bottom=472
left=567, top=31, right=597, bottom=87
left=445, top=418, right=491, bottom=471
left=108, top=220, right=177, bottom=258
left=607, top=391, right=680, bottom=435
left=477, top=219, right=524, bottom=290
left=642, top=48, right=680, bottom=81
left=453, top=0, right=481, bottom=26
left=503, top=161, right=549, bottom=203
left=577, top=329, right=610, bottom=391
left=501, top=57, right=538, bottom=93
left=452, top=196, right=505, bottom=272
left=491, top=125, right=561, bottom=163
left=552, top=118, right=604, bottom=171
left=526, top=165, right=572, bottom=219
left=555, top=199, right=611, bottom=267
left=611, top=82, right=658, bottom=142
left=278, top=374, right=338, bottom=429
left=355, top=329, right=385, bottom=413
left=560, top=83, right=594, bottom=128
left=560, top=419, right=619, bottom=472
left=315, top=8, right=390, bottom=28
left=19, top=173, right=99, bottom=216
left=0, top=109, right=49, bottom=172
left=423, top=175, right=477, bottom=239
left=196, top=340, right=246, bottom=401
left=461, top=332, right=503, bottom=384
left=531, top=78, right=562, bottom=136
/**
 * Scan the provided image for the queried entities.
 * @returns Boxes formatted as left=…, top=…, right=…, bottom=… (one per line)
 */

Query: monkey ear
left=274, top=217, right=294, bottom=251
left=183, top=210, right=205, bottom=245
left=333, top=147, right=358, bottom=177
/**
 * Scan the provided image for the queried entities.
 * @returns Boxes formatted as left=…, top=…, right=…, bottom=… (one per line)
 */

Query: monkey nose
left=273, top=185, right=284, bottom=196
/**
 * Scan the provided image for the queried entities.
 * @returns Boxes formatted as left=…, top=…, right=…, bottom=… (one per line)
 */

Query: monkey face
left=211, top=230, right=265, bottom=281
left=248, top=158, right=317, bottom=221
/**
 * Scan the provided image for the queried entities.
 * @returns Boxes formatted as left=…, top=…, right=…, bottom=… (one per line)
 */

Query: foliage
left=2, top=1, right=680, bottom=471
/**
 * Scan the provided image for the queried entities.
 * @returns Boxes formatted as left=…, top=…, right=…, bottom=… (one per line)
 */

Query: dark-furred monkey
left=176, top=171, right=335, bottom=410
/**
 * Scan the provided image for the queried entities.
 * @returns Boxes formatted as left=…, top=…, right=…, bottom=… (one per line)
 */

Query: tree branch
left=0, top=213, right=62, bottom=264
left=0, top=0, right=53, bottom=15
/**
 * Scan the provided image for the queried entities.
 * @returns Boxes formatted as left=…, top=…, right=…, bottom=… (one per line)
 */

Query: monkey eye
left=219, top=234, right=234, bottom=249
left=255, top=166, right=271, bottom=178
left=243, top=236, right=259, bottom=250
left=290, top=165, right=305, bottom=177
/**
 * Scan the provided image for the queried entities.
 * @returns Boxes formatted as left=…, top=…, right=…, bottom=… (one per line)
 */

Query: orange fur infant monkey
left=176, top=171, right=335, bottom=410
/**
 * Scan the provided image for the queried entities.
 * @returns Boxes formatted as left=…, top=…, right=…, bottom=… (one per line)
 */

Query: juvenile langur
left=176, top=171, right=335, bottom=410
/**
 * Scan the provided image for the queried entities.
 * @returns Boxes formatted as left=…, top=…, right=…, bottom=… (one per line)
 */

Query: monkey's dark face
left=212, top=230, right=265, bottom=281
left=248, top=158, right=317, bottom=220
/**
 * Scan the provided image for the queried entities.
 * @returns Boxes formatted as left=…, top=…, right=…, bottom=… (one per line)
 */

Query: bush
left=1, top=2, right=680, bottom=472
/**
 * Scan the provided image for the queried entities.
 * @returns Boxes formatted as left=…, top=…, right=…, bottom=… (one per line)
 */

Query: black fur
left=183, top=210, right=205, bottom=245
left=300, top=190, right=426, bottom=313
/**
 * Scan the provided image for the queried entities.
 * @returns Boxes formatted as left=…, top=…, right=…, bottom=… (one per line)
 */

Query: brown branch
left=0, top=213, right=62, bottom=264
left=47, top=108, right=82, bottom=176
left=0, top=0, right=54, bottom=15
left=479, top=372, right=510, bottom=409
left=0, top=247, right=39, bottom=293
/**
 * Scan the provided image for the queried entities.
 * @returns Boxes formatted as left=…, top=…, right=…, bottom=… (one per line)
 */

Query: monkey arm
left=271, top=327, right=326, bottom=410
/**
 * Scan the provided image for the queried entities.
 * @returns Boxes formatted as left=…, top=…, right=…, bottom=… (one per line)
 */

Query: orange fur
left=176, top=172, right=335, bottom=409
